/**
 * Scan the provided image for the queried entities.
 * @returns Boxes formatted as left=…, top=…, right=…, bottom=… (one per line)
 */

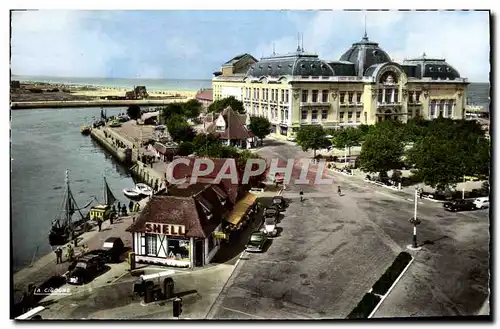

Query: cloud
left=164, top=36, right=201, bottom=59
left=10, top=10, right=125, bottom=78
left=253, top=11, right=490, bottom=82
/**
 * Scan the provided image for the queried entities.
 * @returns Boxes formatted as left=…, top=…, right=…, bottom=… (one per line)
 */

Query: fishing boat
left=48, top=170, right=94, bottom=247
left=89, top=176, right=117, bottom=222
left=108, top=120, right=122, bottom=128
left=80, top=125, right=91, bottom=135
left=123, top=188, right=143, bottom=200
left=136, top=183, right=153, bottom=196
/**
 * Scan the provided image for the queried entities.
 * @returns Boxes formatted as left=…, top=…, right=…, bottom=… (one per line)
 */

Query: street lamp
left=409, top=189, right=422, bottom=249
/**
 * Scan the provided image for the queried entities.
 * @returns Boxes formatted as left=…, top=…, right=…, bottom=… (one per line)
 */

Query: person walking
left=299, top=189, right=304, bottom=202
left=337, top=185, right=342, bottom=196
left=55, top=247, right=63, bottom=264
left=97, top=218, right=103, bottom=232
left=66, top=244, right=74, bottom=262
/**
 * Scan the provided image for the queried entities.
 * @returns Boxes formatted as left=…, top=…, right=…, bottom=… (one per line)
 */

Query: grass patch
left=346, top=293, right=381, bottom=319
left=371, top=252, right=413, bottom=296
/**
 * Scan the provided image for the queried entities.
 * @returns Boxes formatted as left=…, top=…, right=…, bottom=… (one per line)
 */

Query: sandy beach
left=70, top=87, right=197, bottom=99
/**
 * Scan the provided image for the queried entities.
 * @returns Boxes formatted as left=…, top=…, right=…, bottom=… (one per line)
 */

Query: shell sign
left=145, top=223, right=186, bottom=236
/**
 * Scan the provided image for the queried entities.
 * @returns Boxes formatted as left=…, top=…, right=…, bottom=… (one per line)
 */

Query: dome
left=339, top=33, right=392, bottom=77
left=403, top=53, right=460, bottom=80
left=246, top=52, right=335, bottom=78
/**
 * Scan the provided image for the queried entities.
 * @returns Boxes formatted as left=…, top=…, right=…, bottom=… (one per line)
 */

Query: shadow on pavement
left=420, top=236, right=449, bottom=247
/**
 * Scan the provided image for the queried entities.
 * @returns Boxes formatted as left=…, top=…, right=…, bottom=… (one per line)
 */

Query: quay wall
left=90, top=128, right=132, bottom=165
left=11, top=98, right=186, bottom=110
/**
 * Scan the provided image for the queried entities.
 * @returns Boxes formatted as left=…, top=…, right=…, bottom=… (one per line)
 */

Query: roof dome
left=246, top=52, right=335, bottom=78
left=403, top=53, right=460, bottom=80
left=339, top=33, right=391, bottom=77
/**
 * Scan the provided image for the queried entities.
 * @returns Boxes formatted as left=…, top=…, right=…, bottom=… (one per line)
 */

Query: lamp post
left=409, top=188, right=422, bottom=249
left=462, top=175, right=466, bottom=199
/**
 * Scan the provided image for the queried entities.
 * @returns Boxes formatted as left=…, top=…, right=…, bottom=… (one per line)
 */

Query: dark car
left=443, top=199, right=475, bottom=212
left=271, top=196, right=287, bottom=211
left=102, top=237, right=125, bottom=263
left=245, top=231, right=268, bottom=252
left=66, top=254, right=105, bottom=285
left=264, top=207, right=279, bottom=220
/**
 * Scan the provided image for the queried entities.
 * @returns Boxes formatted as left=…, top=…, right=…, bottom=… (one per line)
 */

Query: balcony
left=340, top=101, right=363, bottom=107
left=377, top=102, right=401, bottom=107
left=311, top=118, right=319, bottom=124
left=300, top=101, right=331, bottom=107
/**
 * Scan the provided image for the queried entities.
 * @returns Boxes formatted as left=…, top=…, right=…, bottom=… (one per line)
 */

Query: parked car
left=66, top=254, right=105, bottom=285
left=245, top=231, right=268, bottom=252
left=443, top=199, right=476, bottom=212
left=272, top=196, right=287, bottom=211
left=264, top=207, right=279, bottom=221
left=102, top=237, right=125, bottom=263
left=473, top=197, right=489, bottom=209
left=263, top=217, right=278, bottom=237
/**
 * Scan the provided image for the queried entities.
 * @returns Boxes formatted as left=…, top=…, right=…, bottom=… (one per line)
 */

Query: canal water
left=11, top=107, right=137, bottom=272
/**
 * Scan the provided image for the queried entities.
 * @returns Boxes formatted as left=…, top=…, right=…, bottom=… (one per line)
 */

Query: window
left=301, top=110, right=307, bottom=120
left=415, top=91, right=421, bottom=103
left=311, top=110, right=318, bottom=120
left=356, top=93, right=362, bottom=103
left=378, top=90, right=383, bottom=103
left=447, top=101, right=454, bottom=117
left=348, top=92, right=354, bottom=104
left=339, top=112, right=345, bottom=121
left=281, top=90, right=285, bottom=102
left=322, top=90, right=328, bottom=103
left=145, top=234, right=157, bottom=256
left=285, top=110, right=289, bottom=120
left=322, top=110, right=328, bottom=120
left=347, top=112, right=353, bottom=122
left=312, top=90, right=318, bottom=103
left=439, top=100, right=446, bottom=117
left=394, top=90, right=399, bottom=103
left=285, top=90, right=289, bottom=103
left=280, top=109, right=284, bottom=122
left=339, top=92, right=346, bottom=104
left=302, top=90, right=308, bottom=102
left=356, top=112, right=361, bottom=121
left=430, top=101, right=436, bottom=118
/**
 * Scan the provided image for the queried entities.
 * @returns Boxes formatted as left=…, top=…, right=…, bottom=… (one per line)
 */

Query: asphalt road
left=207, top=140, right=490, bottom=319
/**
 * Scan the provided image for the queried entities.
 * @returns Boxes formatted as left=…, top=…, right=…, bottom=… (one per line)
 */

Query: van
left=473, top=197, right=489, bottom=209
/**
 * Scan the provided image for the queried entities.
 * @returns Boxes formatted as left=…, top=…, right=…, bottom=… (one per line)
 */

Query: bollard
left=129, top=252, right=136, bottom=271
left=144, top=284, right=153, bottom=304
left=162, top=277, right=175, bottom=299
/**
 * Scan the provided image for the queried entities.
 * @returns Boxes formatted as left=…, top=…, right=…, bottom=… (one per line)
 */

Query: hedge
left=346, top=293, right=381, bottom=319
left=371, top=252, right=412, bottom=296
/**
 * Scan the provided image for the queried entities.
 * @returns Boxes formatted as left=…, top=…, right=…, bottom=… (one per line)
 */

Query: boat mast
left=103, top=175, right=108, bottom=205
left=65, top=170, right=72, bottom=231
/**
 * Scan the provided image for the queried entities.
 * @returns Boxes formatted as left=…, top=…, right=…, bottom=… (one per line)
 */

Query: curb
left=368, top=257, right=415, bottom=318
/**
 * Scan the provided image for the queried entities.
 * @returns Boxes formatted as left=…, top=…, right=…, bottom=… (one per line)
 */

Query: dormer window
left=199, top=202, right=213, bottom=220
left=216, top=125, right=225, bottom=132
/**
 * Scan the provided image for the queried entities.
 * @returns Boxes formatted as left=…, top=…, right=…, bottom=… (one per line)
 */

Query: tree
left=177, top=142, right=195, bottom=156
left=357, top=124, right=405, bottom=175
left=161, top=103, right=185, bottom=121
left=208, top=96, right=246, bottom=114
left=182, top=99, right=202, bottom=119
left=330, top=127, right=362, bottom=155
left=127, top=105, right=141, bottom=120
left=192, top=133, right=220, bottom=153
left=249, top=116, right=272, bottom=143
left=295, top=125, right=328, bottom=158
left=166, top=115, right=196, bottom=143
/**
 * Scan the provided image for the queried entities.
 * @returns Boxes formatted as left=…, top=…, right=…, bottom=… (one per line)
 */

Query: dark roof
left=224, top=53, right=258, bottom=66
left=127, top=183, right=233, bottom=238
left=327, top=61, right=356, bottom=76
left=205, top=107, right=254, bottom=140
left=403, top=53, right=460, bottom=80
left=246, top=52, right=335, bottom=78
left=195, top=89, right=213, bottom=102
left=339, top=34, right=391, bottom=77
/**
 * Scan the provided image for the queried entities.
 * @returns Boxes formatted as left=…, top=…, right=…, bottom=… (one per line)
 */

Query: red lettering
left=178, top=225, right=185, bottom=235
left=153, top=224, right=161, bottom=234
left=145, top=223, right=152, bottom=233
left=162, top=224, right=169, bottom=235
left=171, top=225, right=178, bottom=235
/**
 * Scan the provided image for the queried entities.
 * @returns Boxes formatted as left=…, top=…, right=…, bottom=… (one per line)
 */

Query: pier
left=11, top=98, right=187, bottom=110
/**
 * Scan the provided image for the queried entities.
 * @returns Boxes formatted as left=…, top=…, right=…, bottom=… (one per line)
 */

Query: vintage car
left=443, top=199, right=476, bottom=212
left=271, top=196, right=287, bottom=211
left=262, top=217, right=278, bottom=237
left=66, top=254, right=105, bottom=285
left=245, top=231, right=268, bottom=252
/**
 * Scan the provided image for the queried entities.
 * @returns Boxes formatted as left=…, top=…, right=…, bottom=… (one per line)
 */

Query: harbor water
left=11, top=107, right=136, bottom=272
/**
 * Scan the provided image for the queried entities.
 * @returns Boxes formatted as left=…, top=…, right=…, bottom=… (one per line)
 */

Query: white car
left=473, top=197, right=489, bottom=209
left=286, top=135, right=296, bottom=142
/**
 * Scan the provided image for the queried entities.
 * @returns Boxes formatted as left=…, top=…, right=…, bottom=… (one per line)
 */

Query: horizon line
left=10, top=74, right=213, bottom=81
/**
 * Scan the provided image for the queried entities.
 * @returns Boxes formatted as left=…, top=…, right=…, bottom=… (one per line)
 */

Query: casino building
left=212, top=33, right=469, bottom=137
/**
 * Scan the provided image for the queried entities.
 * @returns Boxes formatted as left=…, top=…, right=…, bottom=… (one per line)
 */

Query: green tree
left=126, top=105, right=141, bottom=120
left=182, top=99, right=202, bottom=119
left=161, top=103, right=185, bottom=121
left=357, top=123, right=405, bottom=175
left=296, top=125, right=328, bottom=158
left=192, top=133, right=220, bottom=153
left=208, top=96, right=246, bottom=114
left=177, top=141, right=195, bottom=156
left=249, top=116, right=272, bottom=144
left=330, top=127, right=362, bottom=155
left=166, top=115, right=196, bottom=143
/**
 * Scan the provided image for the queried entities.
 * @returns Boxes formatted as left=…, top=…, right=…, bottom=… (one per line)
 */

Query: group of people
left=299, top=186, right=342, bottom=202
left=54, top=244, right=90, bottom=264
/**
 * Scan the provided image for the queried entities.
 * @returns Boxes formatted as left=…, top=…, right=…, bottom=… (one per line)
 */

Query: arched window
left=447, top=100, right=454, bottom=117
left=430, top=101, right=437, bottom=118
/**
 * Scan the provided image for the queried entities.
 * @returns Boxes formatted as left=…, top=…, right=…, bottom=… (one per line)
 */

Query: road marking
left=220, top=306, right=265, bottom=319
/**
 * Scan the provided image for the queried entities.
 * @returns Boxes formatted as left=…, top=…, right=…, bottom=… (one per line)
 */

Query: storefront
left=279, top=124, right=288, bottom=136
left=223, top=193, right=258, bottom=238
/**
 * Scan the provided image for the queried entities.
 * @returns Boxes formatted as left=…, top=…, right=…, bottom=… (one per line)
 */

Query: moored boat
left=135, top=183, right=153, bottom=196
left=123, top=188, right=144, bottom=200
left=80, top=125, right=91, bottom=135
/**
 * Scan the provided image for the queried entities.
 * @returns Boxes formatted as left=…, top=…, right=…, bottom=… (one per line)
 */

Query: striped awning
left=225, top=193, right=258, bottom=226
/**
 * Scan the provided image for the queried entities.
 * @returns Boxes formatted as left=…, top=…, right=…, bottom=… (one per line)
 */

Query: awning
left=225, top=193, right=258, bottom=226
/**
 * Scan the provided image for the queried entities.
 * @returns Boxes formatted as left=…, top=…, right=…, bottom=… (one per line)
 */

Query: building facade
left=212, top=34, right=469, bottom=137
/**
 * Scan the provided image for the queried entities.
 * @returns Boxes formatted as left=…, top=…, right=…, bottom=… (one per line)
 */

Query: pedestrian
left=117, top=201, right=121, bottom=210
left=66, top=244, right=74, bottom=262
left=337, top=185, right=342, bottom=196
left=129, top=201, right=134, bottom=212
left=299, top=189, right=304, bottom=202
left=55, top=247, right=63, bottom=264
left=97, top=218, right=102, bottom=232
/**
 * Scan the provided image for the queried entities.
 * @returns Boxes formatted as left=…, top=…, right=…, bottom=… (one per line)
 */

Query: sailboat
left=48, top=170, right=94, bottom=246
left=89, top=176, right=117, bottom=222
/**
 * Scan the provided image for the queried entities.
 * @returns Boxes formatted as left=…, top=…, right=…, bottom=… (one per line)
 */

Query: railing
left=300, top=102, right=331, bottom=107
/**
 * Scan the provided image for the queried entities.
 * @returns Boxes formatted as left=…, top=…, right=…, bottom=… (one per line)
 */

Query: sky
left=10, top=10, right=490, bottom=82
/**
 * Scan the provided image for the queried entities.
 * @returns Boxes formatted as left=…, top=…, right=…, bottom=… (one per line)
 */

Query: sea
left=10, top=77, right=490, bottom=272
